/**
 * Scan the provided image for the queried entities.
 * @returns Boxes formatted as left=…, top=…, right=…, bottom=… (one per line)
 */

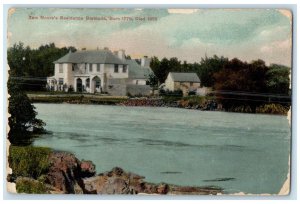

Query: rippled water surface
left=33, top=104, right=290, bottom=194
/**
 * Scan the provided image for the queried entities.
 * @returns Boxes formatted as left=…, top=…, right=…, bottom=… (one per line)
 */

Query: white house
left=47, top=49, right=153, bottom=96
left=164, top=72, right=201, bottom=96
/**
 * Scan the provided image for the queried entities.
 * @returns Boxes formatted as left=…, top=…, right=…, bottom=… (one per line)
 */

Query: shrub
left=16, top=177, right=49, bottom=194
left=68, top=85, right=74, bottom=92
left=177, top=96, right=208, bottom=107
left=160, top=89, right=183, bottom=97
left=256, top=103, right=289, bottom=115
left=9, top=146, right=51, bottom=179
left=172, top=90, right=183, bottom=97
left=229, top=105, right=252, bottom=113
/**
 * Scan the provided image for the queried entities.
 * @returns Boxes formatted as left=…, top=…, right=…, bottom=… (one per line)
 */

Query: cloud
left=7, top=8, right=292, bottom=66
left=258, top=39, right=291, bottom=66
left=260, top=39, right=291, bottom=53
left=167, top=9, right=199, bottom=14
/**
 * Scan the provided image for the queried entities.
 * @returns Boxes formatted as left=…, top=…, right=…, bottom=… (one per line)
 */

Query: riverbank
left=27, top=93, right=289, bottom=114
left=27, top=93, right=219, bottom=111
left=7, top=146, right=223, bottom=195
left=27, top=93, right=128, bottom=105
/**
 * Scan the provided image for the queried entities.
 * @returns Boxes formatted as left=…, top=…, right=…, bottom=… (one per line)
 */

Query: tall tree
left=266, top=64, right=290, bottom=94
left=168, top=57, right=181, bottom=72
left=146, top=73, right=159, bottom=91
left=7, top=77, right=45, bottom=145
left=265, top=64, right=291, bottom=105
left=213, top=58, right=270, bottom=112
left=7, top=42, right=49, bottom=145
left=197, top=55, right=228, bottom=87
left=150, top=56, right=165, bottom=84
left=7, top=42, right=77, bottom=91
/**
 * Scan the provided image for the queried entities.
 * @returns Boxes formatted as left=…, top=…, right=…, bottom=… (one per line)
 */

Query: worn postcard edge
left=5, top=7, right=292, bottom=196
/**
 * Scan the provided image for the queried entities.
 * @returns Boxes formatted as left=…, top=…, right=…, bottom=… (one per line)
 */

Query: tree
left=213, top=58, right=270, bottom=113
left=168, top=57, right=181, bottom=72
left=150, top=56, right=162, bottom=83
left=7, top=42, right=77, bottom=91
left=266, top=64, right=290, bottom=94
left=7, top=71, right=45, bottom=145
left=7, top=43, right=45, bottom=145
left=146, top=73, right=159, bottom=91
left=265, top=64, right=291, bottom=106
left=197, top=55, right=228, bottom=87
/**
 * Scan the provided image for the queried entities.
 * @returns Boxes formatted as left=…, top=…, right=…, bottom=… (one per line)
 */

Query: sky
left=7, top=8, right=292, bottom=66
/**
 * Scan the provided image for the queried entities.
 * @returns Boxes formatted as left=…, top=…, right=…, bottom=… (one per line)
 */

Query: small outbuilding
left=164, top=72, right=201, bottom=96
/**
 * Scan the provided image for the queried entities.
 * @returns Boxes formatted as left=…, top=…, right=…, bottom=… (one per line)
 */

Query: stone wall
left=97, top=79, right=152, bottom=96
left=107, top=78, right=127, bottom=96
left=126, top=84, right=151, bottom=96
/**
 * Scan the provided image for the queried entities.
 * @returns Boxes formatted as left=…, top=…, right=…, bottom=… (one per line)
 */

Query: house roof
left=54, top=50, right=154, bottom=80
left=127, top=59, right=153, bottom=79
left=53, top=50, right=127, bottom=64
left=169, top=72, right=200, bottom=82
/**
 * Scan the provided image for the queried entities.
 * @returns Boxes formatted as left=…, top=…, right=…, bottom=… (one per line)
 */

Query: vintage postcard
left=6, top=8, right=292, bottom=195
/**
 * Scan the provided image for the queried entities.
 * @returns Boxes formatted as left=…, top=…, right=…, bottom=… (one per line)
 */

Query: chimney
left=117, top=49, right=125, bottom=60
left=141, top=56, right=150, bottom=67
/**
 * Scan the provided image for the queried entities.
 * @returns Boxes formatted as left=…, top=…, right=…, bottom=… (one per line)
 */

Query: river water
left=33, top=103, right=290, bottom=194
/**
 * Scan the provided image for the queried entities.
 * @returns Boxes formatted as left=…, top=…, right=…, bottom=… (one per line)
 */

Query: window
left=72, top=64, right=76, bottom=71
left=96, top=80, right=100, bottom=88
left=114, top=64, right=119, bottom=73
left=97, top=64, right=100, bottom=72
left=122, top=65, right=127, bottom=73
left=59, top=78, right=64, bottom=85
left=59, top=64, right=63, bottom=73
left=89, top=64, right=93, bottom=72
left=190, top=82, right=193, bottom=86
left=136, top=80, right=139, bottom=85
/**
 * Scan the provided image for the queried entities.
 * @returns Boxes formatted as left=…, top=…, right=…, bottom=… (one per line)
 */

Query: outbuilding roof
left=53, top=50, right=127, bottom=65
left=169, top=72, right=200, bottom=82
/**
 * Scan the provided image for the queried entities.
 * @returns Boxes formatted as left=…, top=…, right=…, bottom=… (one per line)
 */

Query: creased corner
left=8, top=8, right=16, bottom=18
left=277, top=9, right=293, bottom=24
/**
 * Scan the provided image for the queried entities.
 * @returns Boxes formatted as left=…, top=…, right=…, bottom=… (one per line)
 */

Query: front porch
left=74, top=75, right=106, bottom=94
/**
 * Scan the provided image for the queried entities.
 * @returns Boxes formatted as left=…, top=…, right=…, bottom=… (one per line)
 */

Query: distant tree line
left=150, top=56, right=291, bottom=112
left=7, top=42, right=76, bottom=91
left=7, top=42, right=291, bottom=113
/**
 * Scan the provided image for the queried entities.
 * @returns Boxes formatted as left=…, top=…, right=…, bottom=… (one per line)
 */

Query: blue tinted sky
left=8, top=8, right=292, bottom=66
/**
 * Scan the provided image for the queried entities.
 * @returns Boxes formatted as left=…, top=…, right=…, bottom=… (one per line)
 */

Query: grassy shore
left=27, top=92, right=128, bottom=105
left=26, top=91, right=289, bottom=115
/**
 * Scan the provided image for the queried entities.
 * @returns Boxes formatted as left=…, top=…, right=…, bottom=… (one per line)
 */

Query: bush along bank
left=27, top=93, right=289, bottom=115
left=119, top=96, right=289, bottom=115
left=8, top=146, right=223, bottom=195
left=27, top=93, right=128, bottom=105
left=119, top=96, right=219, bottom=111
